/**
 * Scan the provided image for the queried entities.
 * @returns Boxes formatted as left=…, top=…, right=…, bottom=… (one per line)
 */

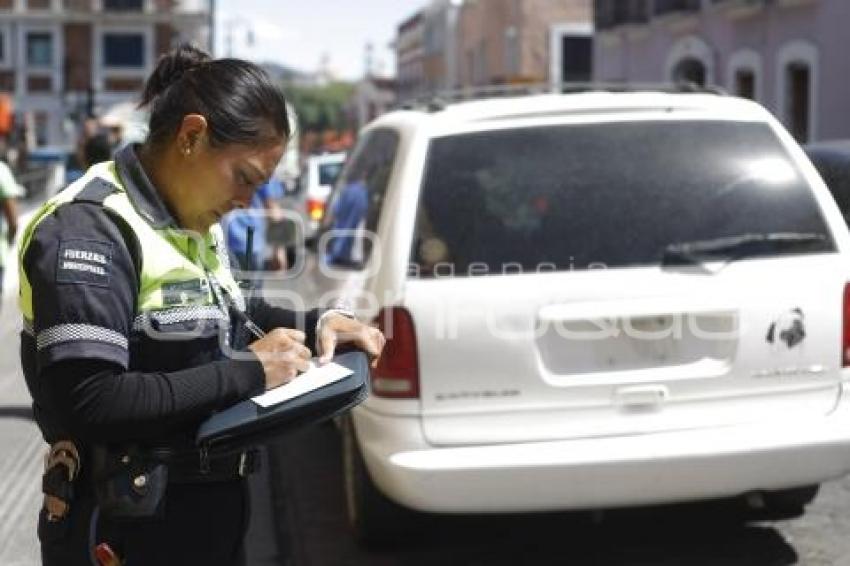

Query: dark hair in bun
left=139, top=43, right=290, bottom=148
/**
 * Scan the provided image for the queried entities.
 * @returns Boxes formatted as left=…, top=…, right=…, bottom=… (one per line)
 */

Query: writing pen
left=229, top=305, right=266, bottom=339
left=235, top=228, right=266, bottom=338
left=203, top=256, right=266, bottom=339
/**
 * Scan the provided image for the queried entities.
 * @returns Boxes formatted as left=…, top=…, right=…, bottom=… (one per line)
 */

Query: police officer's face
left=171, top=118, right=286, bottom=233
left=192, top=139, right=286, bottom=230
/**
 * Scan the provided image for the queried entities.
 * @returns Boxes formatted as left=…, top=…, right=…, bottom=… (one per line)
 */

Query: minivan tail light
left=307, top=198, right=325, bottom=221
left=843, top=283, right=850, bottom=367
left=372, top=307, right=420, bottom=399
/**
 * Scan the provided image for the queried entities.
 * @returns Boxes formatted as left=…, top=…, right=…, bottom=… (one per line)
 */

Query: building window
left=26, top=32, right=53, bottom=67
left=728, top=50, right=762, bottom=102
left=654, top=0, right=701, bottom=16
left=734, top=69, right=755, bottom=99
left=27, top=74, right=52, bottom=92
left=63, top=0, right=93, bottom=10
left=103, top=0, right=143, bottom=10
left=103, top=33, right=145, bottom=67
left=561, top=36, right=593, bottom=83
left=550, top=24, right=594, bottom=89
left=597, top=0, right=650, bottom=30
left=786, top=63, right=811, bottom=143
left=777, top=41, right=818, bottom=143
left=0, top=73, right=13, bottom=92
left=665, top=36, right=714, bottom=88
left=672, top=57, right=706, bottom=86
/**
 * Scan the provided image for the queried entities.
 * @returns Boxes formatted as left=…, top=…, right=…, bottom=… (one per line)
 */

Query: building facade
left=350, top=75, right=396, bottom=132
left=395, top=9, right=425, bottom=104
left=0, top=0, right=210, bottom=147
left=594, top=0, right=850, bottom=143
left=458, top=0, right=593, bottom=88
left=395, top=0, right=593, bottom=103
left=421, top=0, right=464, bottom=94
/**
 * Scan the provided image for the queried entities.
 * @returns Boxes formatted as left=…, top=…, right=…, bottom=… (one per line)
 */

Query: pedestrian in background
left=225, top=177, right=289, bottom=273
left=19, top=43, right=384, bottom=565
left=74, top=117, right=101, bottom=164
left=67, top=116, right=102, bottom=184
left=82, top=133, right=113, bottom=169
left=322, top=170, right=368, bottom=268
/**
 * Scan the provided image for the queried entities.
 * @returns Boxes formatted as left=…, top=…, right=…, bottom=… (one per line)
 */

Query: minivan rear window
left=411, top=120, right=834, bottom=277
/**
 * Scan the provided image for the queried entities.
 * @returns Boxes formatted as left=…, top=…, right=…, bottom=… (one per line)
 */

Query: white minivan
left=315, top=88, right=850, bottom=542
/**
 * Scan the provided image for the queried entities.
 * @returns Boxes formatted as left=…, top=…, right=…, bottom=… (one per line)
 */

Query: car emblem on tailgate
left=766, top=308, right=805, bottom=349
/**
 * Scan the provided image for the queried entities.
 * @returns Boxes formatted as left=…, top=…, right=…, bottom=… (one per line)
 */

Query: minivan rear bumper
left=353, top=389, right=850, bottom=513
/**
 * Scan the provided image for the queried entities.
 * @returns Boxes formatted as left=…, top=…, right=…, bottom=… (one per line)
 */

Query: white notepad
left=251, top=360, right=353, bottom=408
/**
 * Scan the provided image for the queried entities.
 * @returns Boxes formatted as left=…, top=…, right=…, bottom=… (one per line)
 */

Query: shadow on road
left=0, top=405, right=33, bottom=421
left=367, top=506, right=798, bottom=566
left=269, top=425, right=799, bottom=566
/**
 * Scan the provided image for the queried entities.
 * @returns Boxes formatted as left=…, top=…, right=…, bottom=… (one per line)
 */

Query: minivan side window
left=322, top=128, right=400, bottom=268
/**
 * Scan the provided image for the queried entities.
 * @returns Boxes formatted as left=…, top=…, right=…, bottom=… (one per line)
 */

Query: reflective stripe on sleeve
left=36, top=324, right=128, bottom=351
left=132, top=305, right=227, bottom=331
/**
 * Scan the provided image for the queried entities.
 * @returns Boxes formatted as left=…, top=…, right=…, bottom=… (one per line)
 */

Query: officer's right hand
left=248, top=328, right=312, bottom=389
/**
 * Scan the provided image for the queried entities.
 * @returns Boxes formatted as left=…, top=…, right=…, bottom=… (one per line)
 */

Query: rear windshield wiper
left=662, top=232, right=829, bottom=267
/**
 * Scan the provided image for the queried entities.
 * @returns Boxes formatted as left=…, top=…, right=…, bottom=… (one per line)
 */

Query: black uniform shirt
left=21, top=145, right=320, bottom=445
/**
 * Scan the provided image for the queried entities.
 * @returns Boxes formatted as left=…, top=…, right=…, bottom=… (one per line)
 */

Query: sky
left=214, top=0, right=428, bottom=81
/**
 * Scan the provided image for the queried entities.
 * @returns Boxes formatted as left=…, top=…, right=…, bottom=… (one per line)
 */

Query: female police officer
left=19, top=44, right=384, bottom=565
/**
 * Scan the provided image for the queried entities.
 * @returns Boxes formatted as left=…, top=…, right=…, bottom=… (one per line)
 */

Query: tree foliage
left=284, top=82, right=354, bottom=136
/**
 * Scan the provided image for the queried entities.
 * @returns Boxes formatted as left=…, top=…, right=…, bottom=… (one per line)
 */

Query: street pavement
left=0, top=204, right=42, bottom=566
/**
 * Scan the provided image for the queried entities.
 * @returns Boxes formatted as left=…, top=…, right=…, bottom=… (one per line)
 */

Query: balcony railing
left=710, top=0, right=766, bottom=6
left=653, top=0, right=702, bottom=16
left=102, top=0, right=144, bottom=11
left=710, top=0, right=768, bottom=17
left=595, top=0, right=650, bottom=30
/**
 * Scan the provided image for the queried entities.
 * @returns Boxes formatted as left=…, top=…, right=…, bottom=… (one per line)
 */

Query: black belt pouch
left=91, top=444, right=168, bottom=520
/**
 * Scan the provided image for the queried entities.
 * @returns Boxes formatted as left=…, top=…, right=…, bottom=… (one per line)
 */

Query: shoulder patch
left=56, top=239, right=113, bottom=287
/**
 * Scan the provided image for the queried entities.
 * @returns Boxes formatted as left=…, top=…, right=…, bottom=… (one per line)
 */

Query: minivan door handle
left=614, top=384, right=669, bottom=410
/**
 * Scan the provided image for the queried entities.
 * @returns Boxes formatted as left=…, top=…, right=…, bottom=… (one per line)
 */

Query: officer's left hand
left=317, top=313, right=386, bottom=368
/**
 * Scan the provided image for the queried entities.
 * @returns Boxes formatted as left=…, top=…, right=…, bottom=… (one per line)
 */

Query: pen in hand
left=231, top=231, right=266, bottom=339
left=229, top=306, right=266, bottom=339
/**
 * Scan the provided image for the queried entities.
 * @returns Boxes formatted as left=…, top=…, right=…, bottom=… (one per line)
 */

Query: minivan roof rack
left=396, top=82, right=727, bottom=112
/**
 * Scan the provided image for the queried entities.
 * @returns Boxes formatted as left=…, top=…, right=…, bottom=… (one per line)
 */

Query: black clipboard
left=196, top=351, right=370, bottom=454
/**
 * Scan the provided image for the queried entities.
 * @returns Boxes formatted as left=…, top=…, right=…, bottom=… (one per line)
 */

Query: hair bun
left=140, top=43, right=212, bottom=107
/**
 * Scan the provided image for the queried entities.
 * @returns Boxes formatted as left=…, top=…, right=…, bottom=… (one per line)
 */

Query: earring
left=182, top=146, right=192, bottom=156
